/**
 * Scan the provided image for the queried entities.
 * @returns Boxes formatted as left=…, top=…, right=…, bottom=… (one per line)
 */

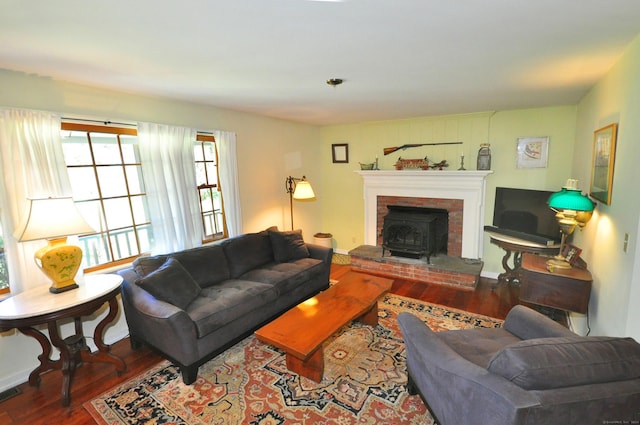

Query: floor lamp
left=285, top=176, right=315, bottom=230
left=546, top=180, right=595, bottom=269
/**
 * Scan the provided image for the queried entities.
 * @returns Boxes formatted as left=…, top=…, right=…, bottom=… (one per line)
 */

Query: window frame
left=195, top=133, right=228, bottom=243
left=61, top=122, right=150, bottom=272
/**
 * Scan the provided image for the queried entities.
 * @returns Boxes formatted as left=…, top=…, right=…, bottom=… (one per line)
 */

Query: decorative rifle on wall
left=383, top=141, right=463, bottom=156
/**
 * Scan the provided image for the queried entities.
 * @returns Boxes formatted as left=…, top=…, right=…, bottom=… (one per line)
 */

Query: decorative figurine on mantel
left=394, top=157, right=449, bottom=170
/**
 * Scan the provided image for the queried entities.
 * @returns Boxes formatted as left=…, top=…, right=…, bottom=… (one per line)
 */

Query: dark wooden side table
left=0, top=274, right=126, bottom=407
left=486, top=231, right=559, bottom=284
left=519, top=253, right=592, bottom=314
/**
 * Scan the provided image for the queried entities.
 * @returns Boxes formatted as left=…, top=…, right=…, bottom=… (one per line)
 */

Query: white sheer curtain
left=138, top=122, right=201, bottom=254
left=0, top=109, right=71, bottom=293
left=214, top=130, right=242, bottom=237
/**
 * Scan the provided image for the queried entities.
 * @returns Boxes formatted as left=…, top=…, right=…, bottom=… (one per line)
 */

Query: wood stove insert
left=382, top=205, right=448, bottom=263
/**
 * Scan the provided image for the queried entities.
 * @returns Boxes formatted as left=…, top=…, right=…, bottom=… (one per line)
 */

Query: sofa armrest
left=118, top=268, right=199, bottom=364
left=503, top=305, right=576, bottom=340
left=398, top=312, right=540, bottom=425
left=307, top=243, right=333, bottom=266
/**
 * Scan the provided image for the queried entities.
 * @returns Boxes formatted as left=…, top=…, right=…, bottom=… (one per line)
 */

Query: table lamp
left=546, top=180, right=595, bottom=269
left=14, top=197, right=96, bottom=293
left=285, top=176, right=315, bottom=230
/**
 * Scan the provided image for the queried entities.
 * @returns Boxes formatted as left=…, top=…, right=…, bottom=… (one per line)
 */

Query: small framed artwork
left=562, top=244, right=583, bottom=266
left=590, top=123, right=618, bottom=205
left=516, top=136, right=549, bottom=168
left=332, top=143, right=349, bottom=163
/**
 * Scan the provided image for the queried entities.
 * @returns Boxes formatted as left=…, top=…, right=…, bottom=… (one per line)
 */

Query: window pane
left=91, top=133, right=121, bottom=165
left=131, top=195, right=150, bottom=225
left=62, top=132, right=93, bottom=165
left=67, top=167, right=99, bottom=200
left=79, top=233, right=111, bottom=268
left=76, top=200, right=105, bottom=233
left=206, top=163, right=218, bottom=186
left=200, top=188, right=214, bottom=213
left=137, top=224, right=153, bottom=253
left=120, top=135, right=139, bottom=163
left=126, top=166, right=145, bottom=195
left=195, top=162, right=206, bottom=186
left=110, top=228, right=139, bottom=260
left=193, top=144, right=204, bottom=162
left=203, top=142, right=216, bottom=161
left=103, top=198, right=134, bottom=229
left=97, top=166, right=128, bottom=198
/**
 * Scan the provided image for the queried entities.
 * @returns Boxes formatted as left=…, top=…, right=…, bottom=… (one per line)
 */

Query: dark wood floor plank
left=0, top=263, right=516, bottom=424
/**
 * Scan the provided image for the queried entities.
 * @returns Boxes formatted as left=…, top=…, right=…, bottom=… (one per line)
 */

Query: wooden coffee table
left=255, top=271, right=393, bottom=382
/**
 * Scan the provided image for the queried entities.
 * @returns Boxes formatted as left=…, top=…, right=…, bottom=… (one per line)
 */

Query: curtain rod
left=61, top=117, right=137, bottom=127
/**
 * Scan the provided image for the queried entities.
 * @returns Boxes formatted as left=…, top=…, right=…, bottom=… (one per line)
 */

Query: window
left=61, top=123, right=152, bottom=271
left=194, top=134, right=227, bottom=242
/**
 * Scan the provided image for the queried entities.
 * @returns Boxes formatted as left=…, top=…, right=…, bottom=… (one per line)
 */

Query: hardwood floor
left=0, top=264, right=518, bottom=425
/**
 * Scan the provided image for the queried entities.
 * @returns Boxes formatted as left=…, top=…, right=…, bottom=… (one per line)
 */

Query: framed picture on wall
left=516, top=136, right=549, bottom=168
left=332, top=143, right=349, bottom=163
left=590, top=123, right=618, bottom=205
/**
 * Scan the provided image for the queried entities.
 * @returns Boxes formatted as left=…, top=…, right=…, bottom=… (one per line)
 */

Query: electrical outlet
left=624, top=233, right=629, bottom=253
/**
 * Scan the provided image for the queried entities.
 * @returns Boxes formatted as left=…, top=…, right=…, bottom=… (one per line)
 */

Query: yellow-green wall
left=319, top=106, right=578, bottom=276
left=573, top=34, right=640, bottom=338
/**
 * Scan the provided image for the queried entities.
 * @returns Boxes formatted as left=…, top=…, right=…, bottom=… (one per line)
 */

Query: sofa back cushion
left=135, top=257, right=201, bottom=310
left=132, top=245, right=230, bottom=288
left=487, top=336, right=640, bottom=390
left=222, top=229, right=275, bottom=278
left=269, top=229, right=310, bottom=262
left=170, top=245, right=230, bottom=288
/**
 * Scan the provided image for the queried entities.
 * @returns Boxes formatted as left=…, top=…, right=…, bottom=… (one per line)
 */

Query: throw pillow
left=135, top=257, right=201, bottom=310
left=269, top=229, right=310, bottom=262
left=487, top=336, right=640, bottom=390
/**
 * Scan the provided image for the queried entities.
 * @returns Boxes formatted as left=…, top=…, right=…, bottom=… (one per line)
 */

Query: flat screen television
left=489, top=187, right=561, bottom=245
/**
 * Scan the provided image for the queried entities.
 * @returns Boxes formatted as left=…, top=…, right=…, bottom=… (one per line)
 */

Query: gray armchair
left=398, top=305, right=640, bottom=425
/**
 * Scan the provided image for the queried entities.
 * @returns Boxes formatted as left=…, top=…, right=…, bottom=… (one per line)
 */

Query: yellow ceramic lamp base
left=34, top=237, right=83, bottom=294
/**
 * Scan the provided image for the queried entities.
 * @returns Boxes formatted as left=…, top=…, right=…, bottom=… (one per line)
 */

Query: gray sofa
left=118, top=228, right=332, bottom=384
left=398, top=305, right=640, bottom=425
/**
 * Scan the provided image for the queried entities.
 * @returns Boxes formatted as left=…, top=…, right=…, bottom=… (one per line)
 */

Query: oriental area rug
left=85, top=294, right=503, bottom=425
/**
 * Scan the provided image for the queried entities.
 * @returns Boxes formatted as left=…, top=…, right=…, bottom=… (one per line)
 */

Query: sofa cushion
left=170, top=245, right=230, bottom=288
left=187, top=279, right=278, bottom=337
left=240, top=258, right=324, bottom=294
left=269, top=229, right=310, bottom=262
left=222, top=229, right=275, bottom=278
left=133, top=255, right=169, bottom=277
left=135, top=258, right=201, bottom=310
left=487, top=336, right=640, bottom=390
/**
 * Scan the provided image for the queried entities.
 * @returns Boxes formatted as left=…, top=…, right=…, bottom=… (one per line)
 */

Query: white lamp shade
left=14, top=197, right=96, bottom=242
left=293, top=180, right=315, bottom=200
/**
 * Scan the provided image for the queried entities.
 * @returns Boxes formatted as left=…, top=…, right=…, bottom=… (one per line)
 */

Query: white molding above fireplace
left=356, top=170, right=493, bottom=259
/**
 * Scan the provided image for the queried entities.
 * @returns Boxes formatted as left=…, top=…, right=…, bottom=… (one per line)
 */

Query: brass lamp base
left=35, top=237, right=83, bottom=294
left=546, top=256, right=572, bottom=272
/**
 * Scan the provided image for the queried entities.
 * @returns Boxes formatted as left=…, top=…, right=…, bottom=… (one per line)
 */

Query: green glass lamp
left=546, top=180, right=595, bottom=269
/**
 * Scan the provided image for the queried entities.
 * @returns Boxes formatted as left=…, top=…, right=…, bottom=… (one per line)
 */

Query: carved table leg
left=18, top=327, right=59, bottom=388
left=82, top=297, right=126, bottom=374
left=47, top=321, right=83, bottom=407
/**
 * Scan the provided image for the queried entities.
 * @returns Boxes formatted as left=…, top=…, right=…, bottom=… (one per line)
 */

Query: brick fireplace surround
left=351, top=170, right=492, bottom=289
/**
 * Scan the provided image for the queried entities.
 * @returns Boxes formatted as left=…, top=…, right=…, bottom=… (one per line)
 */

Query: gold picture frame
left=590, top=123, right=618, bottom=205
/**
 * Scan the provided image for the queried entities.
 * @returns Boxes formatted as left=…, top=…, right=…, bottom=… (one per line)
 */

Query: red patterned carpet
left=85, top=294, right=502, bottom=424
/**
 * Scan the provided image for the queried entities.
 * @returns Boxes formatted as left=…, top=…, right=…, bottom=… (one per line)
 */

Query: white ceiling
left=2, top=0, right=640, bottom=125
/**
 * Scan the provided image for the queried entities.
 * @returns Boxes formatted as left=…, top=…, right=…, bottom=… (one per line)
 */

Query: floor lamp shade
left=286, top=176, right=315, bottom=230
left=14, top=197, right=96, bottom=293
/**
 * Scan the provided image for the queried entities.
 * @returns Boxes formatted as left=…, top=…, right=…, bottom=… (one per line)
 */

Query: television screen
left=492, top=187, right=561, bottom=243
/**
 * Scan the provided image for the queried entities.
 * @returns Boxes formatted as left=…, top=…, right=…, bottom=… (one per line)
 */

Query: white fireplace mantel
left=356, top=170, right=493, bottom=259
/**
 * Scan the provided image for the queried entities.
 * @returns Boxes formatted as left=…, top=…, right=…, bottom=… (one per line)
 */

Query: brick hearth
left=349, top=245, right=482, bottom=290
